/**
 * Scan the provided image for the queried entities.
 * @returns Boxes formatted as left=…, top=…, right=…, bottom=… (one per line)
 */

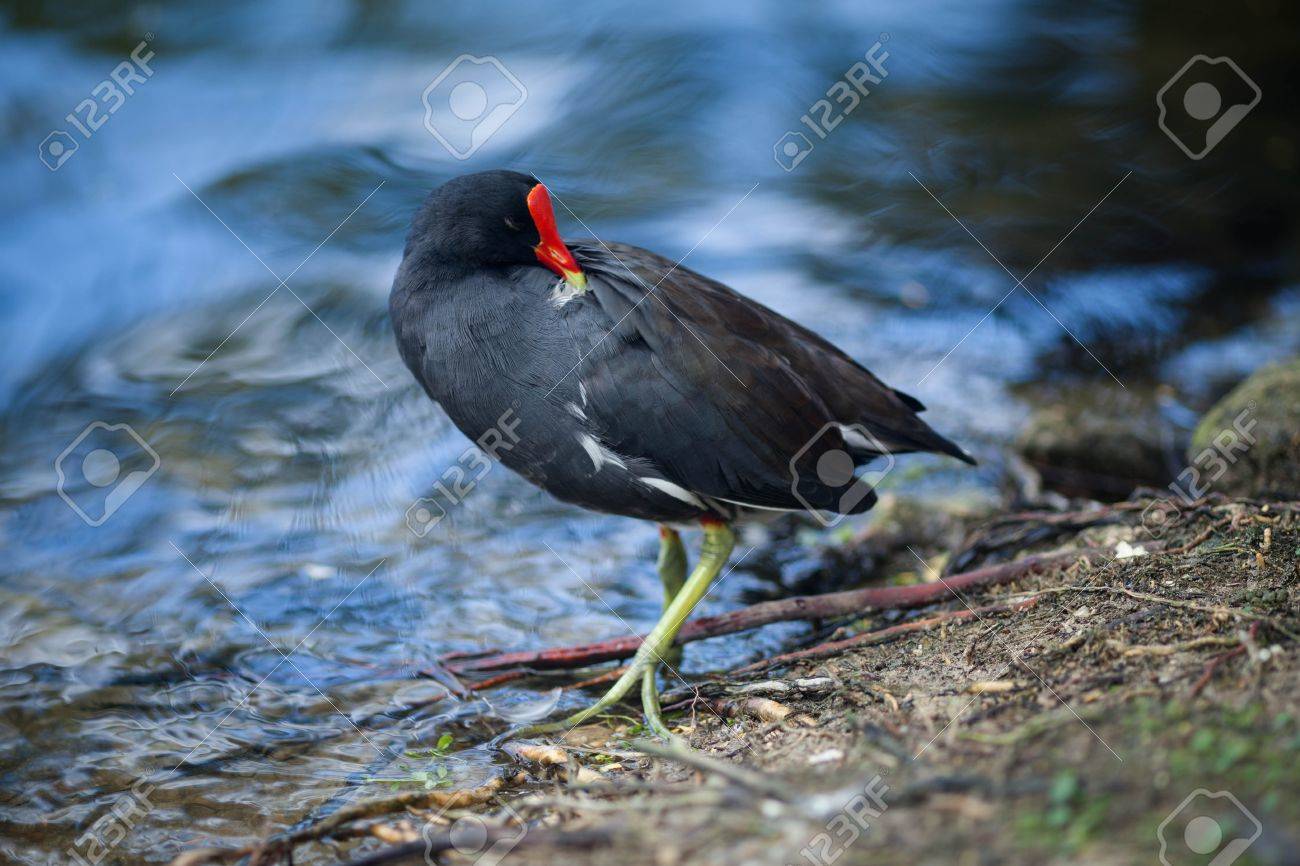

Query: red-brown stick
left=445, top=547, right=1100, bottom=675
left=731, top=596, right=1039, bottom=674
left=467, top=670, right=530, bottom=691
left=1188, top=621, right=1258, bottom=697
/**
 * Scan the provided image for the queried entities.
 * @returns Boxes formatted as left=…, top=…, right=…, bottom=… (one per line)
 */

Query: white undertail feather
left=838, top=423, right=885, bottom=453
left=638, top=477, right=708, bottom=509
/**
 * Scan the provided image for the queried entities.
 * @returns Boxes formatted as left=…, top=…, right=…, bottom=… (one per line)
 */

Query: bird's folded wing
left=562, top=241, right=968, bottom=511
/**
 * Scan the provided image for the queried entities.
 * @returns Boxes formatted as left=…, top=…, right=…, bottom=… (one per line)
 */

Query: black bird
left=390, top=170, right=974, bottom=736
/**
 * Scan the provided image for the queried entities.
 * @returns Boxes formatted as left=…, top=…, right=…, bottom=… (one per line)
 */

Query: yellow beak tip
left=566, top=271, right=588, bottom=291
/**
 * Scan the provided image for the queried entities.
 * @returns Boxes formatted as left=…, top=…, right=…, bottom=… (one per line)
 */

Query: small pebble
left=808, top=748, right=844, bottom=765
left=1115, top=541, right=1148, bottom=559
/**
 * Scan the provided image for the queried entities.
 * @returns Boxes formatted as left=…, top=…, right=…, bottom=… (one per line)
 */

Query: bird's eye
left=504, top=217, right=521, bottom=231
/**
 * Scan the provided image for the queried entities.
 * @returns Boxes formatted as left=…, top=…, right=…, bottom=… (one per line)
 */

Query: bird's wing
left=562, top=240, right=972, bottom=513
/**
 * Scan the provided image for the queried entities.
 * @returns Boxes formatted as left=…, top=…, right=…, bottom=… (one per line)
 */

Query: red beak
left=527, top=184, right=586, bottom=290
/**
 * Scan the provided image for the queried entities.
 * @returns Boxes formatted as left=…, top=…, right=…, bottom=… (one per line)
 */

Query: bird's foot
left=519, top=521, right=734, bottom=740
left=517, top=607, right=682, bottom=736
left=640, top=664, right=675, bottom=740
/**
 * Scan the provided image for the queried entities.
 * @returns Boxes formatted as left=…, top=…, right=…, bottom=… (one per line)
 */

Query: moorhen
left=390, top=170, right=974, bottom=736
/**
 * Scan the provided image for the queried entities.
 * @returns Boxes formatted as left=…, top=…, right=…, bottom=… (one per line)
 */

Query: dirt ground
left=180, top=497, right=1300, bottom=866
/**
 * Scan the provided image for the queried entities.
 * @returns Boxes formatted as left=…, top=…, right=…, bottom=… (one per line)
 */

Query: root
left=448, top=547, right=1100, bottom=679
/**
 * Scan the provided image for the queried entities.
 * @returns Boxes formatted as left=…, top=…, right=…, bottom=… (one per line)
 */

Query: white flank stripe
left=712, top=495, right=799, bottom=513
left=578, top=434, right=605, bottom=471
left=578, top=433, right=626, bottom=471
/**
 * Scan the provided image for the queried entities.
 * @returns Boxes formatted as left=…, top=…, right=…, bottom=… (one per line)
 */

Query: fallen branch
left=337, top=828, right=613, bottom=866
left=170, top=779, right=508, bottom=866
left=731, top=597, right=1038, bottom=675
left=447, top=548, right=1100, bottom=677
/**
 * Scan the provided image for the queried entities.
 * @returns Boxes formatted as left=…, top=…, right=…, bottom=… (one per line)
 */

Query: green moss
left=1133, top=698, right=1300, bottom=809
left=1013, top=770, right=1110, bottom=853
left=1012, top=698, right=1299, bottom=859
left=1190, top=358, right=1300, bottom=497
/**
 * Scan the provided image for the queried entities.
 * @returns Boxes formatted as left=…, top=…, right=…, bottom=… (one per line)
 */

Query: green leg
left=641, top=665, right=672, bottom=739
left=529, top=521, right=735, bottom=736
left=656, top=526, right=688, bottom=671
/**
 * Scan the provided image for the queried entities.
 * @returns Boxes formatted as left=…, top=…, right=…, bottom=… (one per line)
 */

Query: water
left=1, top=1, right=1297, bottom=862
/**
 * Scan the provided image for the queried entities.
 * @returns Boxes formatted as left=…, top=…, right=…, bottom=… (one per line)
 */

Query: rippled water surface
left=2, top=1, right=1297, bottom=862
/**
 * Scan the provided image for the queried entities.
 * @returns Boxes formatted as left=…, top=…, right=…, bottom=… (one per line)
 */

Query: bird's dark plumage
left=391, top=170, right=974, bottom=525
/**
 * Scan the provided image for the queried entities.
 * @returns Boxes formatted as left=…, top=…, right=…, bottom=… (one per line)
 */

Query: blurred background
left=0, top=0, right=1297, bottom=862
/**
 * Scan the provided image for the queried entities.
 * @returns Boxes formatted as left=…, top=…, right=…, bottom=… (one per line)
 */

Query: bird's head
left=411, top=169, right=586, bottom=291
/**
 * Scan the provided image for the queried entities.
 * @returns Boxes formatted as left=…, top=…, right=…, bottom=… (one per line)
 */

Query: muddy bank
left=168, top=494, right=1299, bottom=866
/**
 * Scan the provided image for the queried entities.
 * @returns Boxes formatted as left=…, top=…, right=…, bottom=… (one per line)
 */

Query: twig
left=520, top=789, right=732, bottom=814
left=731, top=598, right=1038, bottom=674
left=449, top=548, right=1101, bottom=676
left=1189, top=623, right=1260, bottom=697
left=413, top=658, right=471, bottom=697
left=283, top=777, right=505, bottom=846
left=959, top=704, right=1106, bottom=747
left=469, top=669, right=531, bottom=690
left=630, top=739, right=792, bottom=801
left=1015, top=585, right=1299, bottom=640
left=565, top=666, right=631, bottom=690
left=1110, top=636, right=1241, bottom=657
left=171, top=779, right=510, bottom=866
left=337, top=828, right=613, bottom=866
left=467, top=665, right=630, bottom=692
left=1159, top=519, right=1228, bottom=556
